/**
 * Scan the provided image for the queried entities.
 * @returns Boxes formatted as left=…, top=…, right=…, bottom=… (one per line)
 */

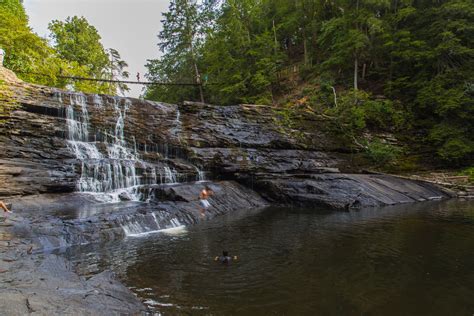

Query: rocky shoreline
left=0, top=214, right=146, bottom=315
left=0, top=180, right=268, bottom=315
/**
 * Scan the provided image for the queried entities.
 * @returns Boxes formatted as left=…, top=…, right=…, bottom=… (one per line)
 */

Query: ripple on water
left=64, top=200, right=474, bottom=315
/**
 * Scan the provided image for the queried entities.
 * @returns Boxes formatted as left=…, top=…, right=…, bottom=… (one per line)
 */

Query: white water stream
left=61, top=92, right=185, bottom=202
left=58, top=91, right=207, bottom=236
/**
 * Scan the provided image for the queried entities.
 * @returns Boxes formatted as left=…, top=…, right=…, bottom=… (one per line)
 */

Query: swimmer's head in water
left=205, top=185, right=211, bottom=191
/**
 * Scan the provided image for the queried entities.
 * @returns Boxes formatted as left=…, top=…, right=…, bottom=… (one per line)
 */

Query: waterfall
left=120, top=213, right=185, bottom=237
left=195, top=166, right=206, bottom=182
left=92, top=94, right=103, bottom=108
left=164, top=166, right=178, bottom=184
left=171, top=107, right=182, bottom=139
left=62, top=92, right=185, bottom=203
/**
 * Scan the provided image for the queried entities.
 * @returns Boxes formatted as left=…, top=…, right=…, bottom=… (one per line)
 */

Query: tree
left=199, top=0, right=284, bottom=105
left=0, top=0, right=27, bottom=21
left=145, top=0, right=473, bottom=166
left=146, top=0, right=209, bottom=103
left=318, top=0, right=389, bottom=90
left=105, top=48, right=130, bottom=96
left=48, top=16, right=129, bottom=95
left=0, top=0, right=63, bottom=86
left=48, top=16, right=109, bottom=76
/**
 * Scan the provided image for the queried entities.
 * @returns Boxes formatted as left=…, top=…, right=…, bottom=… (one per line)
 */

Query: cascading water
left=171, top=107, right=182, bottom=140
left=195, top=166, right=206, bottom=182
left=119, top=212, right=186, bottom=237
left=57, top=91, right=209, bottom=237
left=61, top=92, right=188, bottom=202
left=163, top=166, right=178, bottom=184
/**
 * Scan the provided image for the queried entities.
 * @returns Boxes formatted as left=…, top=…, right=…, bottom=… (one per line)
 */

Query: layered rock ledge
left=1, top=68, right=452, bottom=208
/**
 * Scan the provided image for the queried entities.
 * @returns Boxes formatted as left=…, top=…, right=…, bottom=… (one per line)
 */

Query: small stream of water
left=63, top=199, right=474, bottom=315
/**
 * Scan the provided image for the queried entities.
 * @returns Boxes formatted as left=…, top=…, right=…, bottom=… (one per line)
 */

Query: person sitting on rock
left=0, top=201, right=12, bottom=214
left=199, top=185, right=213, bottom=216
left=214, top=251, right=238, bottom=264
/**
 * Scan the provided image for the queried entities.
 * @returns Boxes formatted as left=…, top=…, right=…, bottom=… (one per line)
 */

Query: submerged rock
left=8, top=181, right=267, bottom=252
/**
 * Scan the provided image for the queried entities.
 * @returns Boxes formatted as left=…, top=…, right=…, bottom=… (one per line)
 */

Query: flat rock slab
left=0, top=255, right=146, bottom=315
left=255, top=173, right=452, bottom=209
left=7, top=181, right=268, bottom=252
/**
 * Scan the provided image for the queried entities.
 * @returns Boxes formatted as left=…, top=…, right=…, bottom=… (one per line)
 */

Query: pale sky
left=24, top=0, right=170, bottom=97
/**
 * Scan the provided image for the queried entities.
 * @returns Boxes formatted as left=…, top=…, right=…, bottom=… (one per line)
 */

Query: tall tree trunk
left=189, top=40, right=204, bottom=103
left=273, top=19, right=278, bottom=54
left=388, top=56, right=393, bottom=96
left=184, top=0, right=204, bottom=103
left=188, top=37, right=204, bottom=103
left=354, top=0, right=360, bottom=91
left=194, top=61, right=205, bottom=103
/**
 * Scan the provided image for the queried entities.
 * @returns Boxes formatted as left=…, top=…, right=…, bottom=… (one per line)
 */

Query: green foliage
left=326, top=90, right=404, bottom=135
left=145, top=0, right=209, bottom=103
left=48, top=16, right=109, bottom=75
left=0, top=1, right=52, bottom=79
left=458, top=167, right=474, bottom=182
left=48, top=16, right=129, bottom=94
left=106, top=48, right=130, bottom=95
left=0, top=0, right=26, bottom=20
left=365, top=138, right=402, bottom=167
left=0, top=1, right=129, bottom=95
left=1, top=0, right=463, bottom=167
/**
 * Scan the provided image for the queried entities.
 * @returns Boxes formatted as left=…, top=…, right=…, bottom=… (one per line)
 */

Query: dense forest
left=145, top=0, right=473, bottom=168
left=0, top=0, right=473, bottom=169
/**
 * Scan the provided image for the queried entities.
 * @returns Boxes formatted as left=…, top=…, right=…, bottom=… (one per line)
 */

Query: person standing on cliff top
left=199, top=185, right=213, bottom=217
left=0, top=201, right=11, bottom=215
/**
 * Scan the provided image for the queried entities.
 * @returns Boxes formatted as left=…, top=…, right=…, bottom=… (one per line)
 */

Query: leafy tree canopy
left=145, top=0, right=474, bottom=166
left=0, top=1, right=129, bottom=95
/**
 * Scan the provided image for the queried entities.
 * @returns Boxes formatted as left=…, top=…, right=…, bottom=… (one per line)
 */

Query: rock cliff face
left=178, top=102, right=453, bottom=208
left=0, top=68, right=452, bottom=211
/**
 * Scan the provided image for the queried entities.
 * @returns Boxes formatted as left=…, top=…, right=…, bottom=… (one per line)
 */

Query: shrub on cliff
left=364, top=138, right=402, bottom=167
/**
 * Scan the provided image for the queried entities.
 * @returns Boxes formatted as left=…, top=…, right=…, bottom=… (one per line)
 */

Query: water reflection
left=65, top=200, right=474, bottom=315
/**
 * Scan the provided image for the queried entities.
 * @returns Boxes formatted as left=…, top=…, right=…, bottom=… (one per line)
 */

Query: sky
left=24, top=0, right=171, bottom=97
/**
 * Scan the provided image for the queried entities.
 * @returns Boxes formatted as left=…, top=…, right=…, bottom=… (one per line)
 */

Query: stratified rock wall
left=176, top=102, right=453, bottom=208
left=0, top=69, right=194, bottom=199
left=0, top=68, right=452, bottom=208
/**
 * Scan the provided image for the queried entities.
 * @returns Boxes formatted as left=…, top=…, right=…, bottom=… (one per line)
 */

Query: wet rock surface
left=0, top=179, right=267, bottom=315
left=252, top=173, right=454, bottom=209
left=9, top=181, right=267, bottom=252
left=0, top=214, right=146, bottom=315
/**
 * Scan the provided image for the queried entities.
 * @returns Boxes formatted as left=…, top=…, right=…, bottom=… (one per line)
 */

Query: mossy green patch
left=0, top=78, right=20, bottom=123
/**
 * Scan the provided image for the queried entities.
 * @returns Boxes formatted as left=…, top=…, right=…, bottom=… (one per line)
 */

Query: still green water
left=67, top=199, right=474, bottom=315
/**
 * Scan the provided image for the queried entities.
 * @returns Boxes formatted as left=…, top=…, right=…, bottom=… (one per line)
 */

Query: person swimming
left=214, top=251, right=238, bottom=264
